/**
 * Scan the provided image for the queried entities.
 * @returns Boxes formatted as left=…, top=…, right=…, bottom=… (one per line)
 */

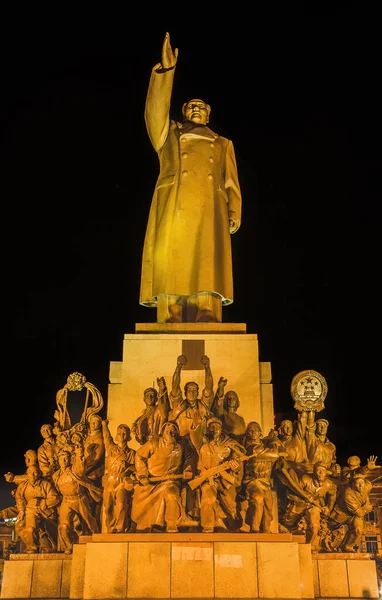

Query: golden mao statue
left=140, top=32, right=242, bottom=323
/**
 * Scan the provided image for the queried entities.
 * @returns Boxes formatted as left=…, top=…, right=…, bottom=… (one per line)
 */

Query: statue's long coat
left=140, top=65, right=242, bottom=306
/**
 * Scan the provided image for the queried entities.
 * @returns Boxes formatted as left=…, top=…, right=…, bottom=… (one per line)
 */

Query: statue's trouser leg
left=164, top=484, right=182, bottom=529
left=58, top=501, right=75, bottom=552
left=43, top=517, right=58, bottom=551
left=246, top=482, right=265, bottom=532
left=219, top=486, right=241, bottom=528
left=305, top=507, right=321, bottom=551
left=342, top=516, right=363, bottom=551
left=114, top=489, right=132, bottom=533
left=261, top=489, right=274, bottom=533
left=103, top=488, right=116, bottom=532
left=18, top=513, right=39, bottom=552
left=200, top=483, right=217, bottom=531
left=78, top=494, right=100, bottom=534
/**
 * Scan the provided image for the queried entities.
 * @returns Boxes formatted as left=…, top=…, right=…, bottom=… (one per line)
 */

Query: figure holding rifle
left=131, top=421, right=194, bottom=532
left=190, top=417, right=246, bottom=533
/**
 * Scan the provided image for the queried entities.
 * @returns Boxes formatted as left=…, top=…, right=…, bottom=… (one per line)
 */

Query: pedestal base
left=1, top=539, right=378, bottom=599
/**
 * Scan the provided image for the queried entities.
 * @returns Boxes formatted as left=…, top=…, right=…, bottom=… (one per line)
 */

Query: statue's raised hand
left=161, top=32, right=178, bottom=70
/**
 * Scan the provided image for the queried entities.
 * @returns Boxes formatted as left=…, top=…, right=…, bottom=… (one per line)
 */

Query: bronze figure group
left=1, top=361, right=378, bottom=555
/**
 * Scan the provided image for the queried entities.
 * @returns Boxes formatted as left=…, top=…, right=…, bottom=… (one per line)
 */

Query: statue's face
left=24, top=451, right=36, bottom=467
left=163, top=423, right=178, bottom=443
left=280, top=421, right=293, bottom=436
left=225, top=392, right=238, bottom=410
left=41, top=425, right=52, bottom=439
left=207, top=421, right=222, bottom=440
left=28, top=467, right=40, bottom=484
left=59, top=452, right=70, bottom=469
left=314, top=465, right=327, bottom=483
left=182, top=99, right=209, bottom=125
left=117, top=426, right=130, bottom=444
left=316, top=421, right=328, bottom=435
left=144, top=389, right=157, bottom=407
left=89, top=417, right=101, bottom=432
left=246, top=423, right=262, bottom=442
left=185, top=383, right=199, bottom=404
left=354, top=477, right=366, bottom=492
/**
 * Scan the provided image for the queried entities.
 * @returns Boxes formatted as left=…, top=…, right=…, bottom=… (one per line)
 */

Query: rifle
left=188, top=449, right=285, bottom=491
left=114, top=472, right=184, bottom=492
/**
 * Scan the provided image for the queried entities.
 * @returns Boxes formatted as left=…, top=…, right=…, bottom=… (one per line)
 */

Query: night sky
left=2, top=8, right=381, bottom=508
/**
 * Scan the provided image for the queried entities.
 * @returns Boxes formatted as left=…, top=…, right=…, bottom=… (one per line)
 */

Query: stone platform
left=1, top=535, right=379, bottom=599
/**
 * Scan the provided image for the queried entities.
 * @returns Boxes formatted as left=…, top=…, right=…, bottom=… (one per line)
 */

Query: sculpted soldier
left=131, top=377, right=170, bottom=445
left=101, top=421, right=136, bottom=533
left=339, top=455, right=378, bottom=485
left=276, top=415, right=309, bottom=466
left=53, top=449, right=101, bottom=553
left=84, top=415, right=105, bottom=485
left=169, top=354, right=214, bottom=441
left=4, top=449, right=39, bottom=485
left=15, top=465, right=60, bottom=553
left=212, top=377, right=246, bottom=444
left=329, top=472, right=373, bottom=552
left=140, top=32, right=242, bottom=323
left=305, top=415, right=339, bottom=473
left=37, top=424, right=58, bottom=479
left=191, top=417, right=246, bottom=532
left=242, top=422, right=287, bottom=533
left=131, top=421, right=194, bottom=532
left=281, top=462, right=337, bottom=552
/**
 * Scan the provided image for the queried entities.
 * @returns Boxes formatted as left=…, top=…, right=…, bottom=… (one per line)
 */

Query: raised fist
left=200, top=355, right=210, bottom=368
left=157, top=376, right=166, bottom=391
left=177, top=355, right=187, bottom=368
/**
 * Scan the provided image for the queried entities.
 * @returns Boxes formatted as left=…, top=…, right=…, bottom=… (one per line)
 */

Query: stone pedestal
left=0, top=553, right=72, bottom=599
left=312, top=552, right=379, bottom=598
left=1, top=541, right=378, bottom=599
left=70, top=533, right=314, bottom=599
left=108, top=323, right=274, bottom=448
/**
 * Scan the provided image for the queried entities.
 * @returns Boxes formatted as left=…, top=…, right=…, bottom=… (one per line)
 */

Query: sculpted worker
left=131, top=377, right=170, bottom=445
left=169, top=354, right=214, bottom=440
left=140, top=32, right=242, bottom=323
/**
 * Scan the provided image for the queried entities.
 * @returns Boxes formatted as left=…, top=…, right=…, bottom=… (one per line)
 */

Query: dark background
left=1, top=6, right=381, bottom=507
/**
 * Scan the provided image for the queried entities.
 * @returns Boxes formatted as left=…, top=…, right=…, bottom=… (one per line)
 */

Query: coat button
left=182, top=152, right=188, bottom=158
left=207, top=173, right=213, bottom=180
left=182, top=170, right=188, bottom=176
left=209, top=157, right=214, bottom=163
left=210, top=142, right=214, bottom=147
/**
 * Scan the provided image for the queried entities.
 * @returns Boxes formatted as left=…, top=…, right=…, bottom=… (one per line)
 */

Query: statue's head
left=347, top=455, right=361, bottom=469
left=182, top=99, right=211, bottom=125
left=58, top=450, right=71, bottom=469
left=315, top=419, right=329, bottom=435
left=206, top=417, right=223, bottom=440
left=278, top=420, right=293, bottom=436
left=224, top=391, right=239, bottom=411
left=352, top=472, right=366, bottom=492
left=245, top=421, right=263, bottom=445
left=88, top=415, right=102, bottom=431
left=40, top=424, right=53, bottom=439
left=24, top=449, right=38, bottom=467
left=313, top=461, right=328, bottom=483
left=116, top=424, right=131, bottom=444
left=27, top=465, right=41, bottom=484
left=161, top=420, right=180, bottom=443
left=143, top=387, right=158, bottom=407
left=184, top=382, right=199, bottom=405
